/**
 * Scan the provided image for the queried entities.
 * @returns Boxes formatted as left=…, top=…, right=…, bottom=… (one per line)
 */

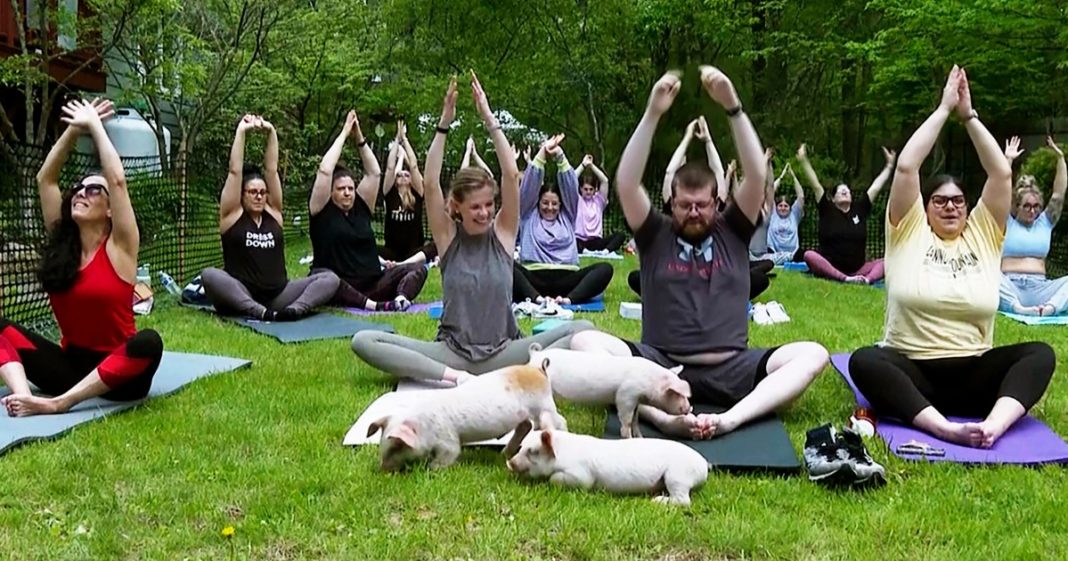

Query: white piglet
left=367, top=360, right=566, bottom=472
left=504, top=421, right=708, bottom=506
left=527, top=345, right=691, bottom=438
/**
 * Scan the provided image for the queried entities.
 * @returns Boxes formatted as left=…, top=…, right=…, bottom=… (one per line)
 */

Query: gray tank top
left=436, top=223, right=521, bottom=361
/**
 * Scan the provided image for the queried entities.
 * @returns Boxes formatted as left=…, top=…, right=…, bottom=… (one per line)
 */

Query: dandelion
left=221, top=526, right=235, bottom=539
left=221, top=526, right=236, bottom=561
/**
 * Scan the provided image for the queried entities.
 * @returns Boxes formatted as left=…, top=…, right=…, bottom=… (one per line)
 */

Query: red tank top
left=48, top=239, right=136, bottom=351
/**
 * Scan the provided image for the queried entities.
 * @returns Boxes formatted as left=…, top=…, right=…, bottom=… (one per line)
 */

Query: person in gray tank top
left=571, top=67, right=828, bottom=440
left=351, top=73, right=592, bottom=384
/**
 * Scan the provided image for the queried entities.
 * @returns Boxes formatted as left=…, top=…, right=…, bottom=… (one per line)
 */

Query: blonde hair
left=396, top=180, right=416, bottom=211
left=1014, top=174, right=1044, bottom=211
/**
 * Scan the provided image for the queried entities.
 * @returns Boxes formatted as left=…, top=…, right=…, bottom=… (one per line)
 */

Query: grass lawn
left=2, top=236, right=1067, bottom=560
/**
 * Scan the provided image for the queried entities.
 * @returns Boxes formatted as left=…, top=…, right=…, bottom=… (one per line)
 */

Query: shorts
left=624, top=340, right=778, bottom=406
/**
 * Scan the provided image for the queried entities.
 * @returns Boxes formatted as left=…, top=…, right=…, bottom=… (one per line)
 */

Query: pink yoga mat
left=830, top=352, right=1068, bottom=465
left=344, top=301, right=441, bottom=316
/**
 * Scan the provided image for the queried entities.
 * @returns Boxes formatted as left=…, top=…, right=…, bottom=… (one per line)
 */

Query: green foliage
left=1020, top=145, right=1066, bottom=193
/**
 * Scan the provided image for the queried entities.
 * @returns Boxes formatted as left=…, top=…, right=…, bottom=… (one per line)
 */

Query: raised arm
left=520, top=139, right=551, bottom=221
left=471, top=144, right=495, bottom=179
left=956, top=69, right=1011, bottom=227
left=311, top=111, right=356, bottom=216
left=1003, top=135, right=1024, bottom=168
left=866, top=146, right=896, bottom=203
left=37, top=101, right=112, bottom=231
left=425, top=78, right=459, bottom=255
left=1046, top=136, right=1066, bottom=225
left=400, top=132, right=424, bottom=197
left=789, top=165, right=804, bottom=207
left=381, top=124, right=403, bottom=198
left=796, top=143, right=825, bottom=203
left=890, top=66, right=960, bottom=226
left=555, top=147, right=581, bottom=223
left=261, top=118, right=283, bottom=218
left=700, top=66, right=765, bottom=223
left=762, top=148, right=776, bottom=214
left=662, top=119, right=695, bottom=204
left=585, top=155, right=610, bottom=199
left=220, top=115, right=256, bottom=233
left=350, top=112, right=381, bottom=211
left=622, top=72, right=681, bottom=230
left=470, top=71, right=520, bottom=251
left=461, top=136, right=474, bottom=169
left=695, top=115, right=726, bottom=202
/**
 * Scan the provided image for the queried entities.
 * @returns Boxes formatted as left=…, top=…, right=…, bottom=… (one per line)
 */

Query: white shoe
left=512, top=299, right=540, bottom=317
left=766, top=301, right=790, bottom=323
left=534, top=299, right=574, bottom=320
left=752, top=303, right=773, bottom=325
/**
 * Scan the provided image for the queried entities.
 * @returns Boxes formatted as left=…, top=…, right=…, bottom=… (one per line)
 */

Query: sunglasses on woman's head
left=71, top=182, right=110, bottom=198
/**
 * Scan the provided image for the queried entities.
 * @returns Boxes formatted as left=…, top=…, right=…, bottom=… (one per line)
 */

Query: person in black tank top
left=309, top=111, right=427, bottom=312
left=378, top=124, right=438, bottom=267
left=201, top=114, right=339, bottom=321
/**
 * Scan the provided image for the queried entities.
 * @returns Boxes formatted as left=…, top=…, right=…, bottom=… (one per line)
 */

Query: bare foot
left=656, top=413, right=710, bottom=440
left=975, top=419, right=1012, bottom=448
left=3, top=394, right=65, bottom=417
left=555, top=296, right=571, bottom=305
left=442, top=367, right=475, bottom=386
left=1039, top=304, right=1057, bottom=317
left=1013, top=304, right=1041, bottom=316
left=844, top=275, right=869, bottom=285
left=936, top=421, right=987, bottom=448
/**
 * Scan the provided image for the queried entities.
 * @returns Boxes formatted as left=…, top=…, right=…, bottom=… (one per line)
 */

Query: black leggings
left=576, top=232, right=626, bottom=253
left=0, top=320, right=163, bottom=400
left=627, top=260, right=772, bottom=301
left=318, top=264, right=428, bottom=309
left=513, top=263, right=613, bottom=304
left=849, top=343, right=1056, bottom=421
left=378, top=241, right=438, bottom=263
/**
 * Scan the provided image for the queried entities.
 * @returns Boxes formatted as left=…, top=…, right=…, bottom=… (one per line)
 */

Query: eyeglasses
left=672, top=199, right=715, bottom=213
left=930, top=195, right=966, bottom=209
left=245, top=189, right=268, bottom=198
left=71, top=182, right=109, bottom=198
left=1021, top=203, right=1042, bottom=212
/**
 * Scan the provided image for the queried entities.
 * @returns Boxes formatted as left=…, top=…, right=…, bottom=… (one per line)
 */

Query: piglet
left=366, top=360, right=566, bottom=472
left=504, top=421, right=708, bottom=506
left=527, top=345, right=691, bottom=438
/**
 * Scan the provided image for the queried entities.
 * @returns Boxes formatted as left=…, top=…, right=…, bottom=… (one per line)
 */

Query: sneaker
left=844, top=275, right=869, bottom=285
left=393, top=295, right=412, bottom=311
left=273, top=307, right=305, bottom=322
left=512, top=299, right=540, bottom=317
left=803, top=424, right=854, bottom=486
left=751, top=303, right=773, bottom=325
left=765, top=301, right=790, bottom=323
left=838, top=428, right=887, bottom=487
left=534, top=299, right=573, bottom=320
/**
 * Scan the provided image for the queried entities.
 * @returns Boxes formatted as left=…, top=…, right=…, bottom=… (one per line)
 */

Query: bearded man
left=571, top=67, right=829, bottom=440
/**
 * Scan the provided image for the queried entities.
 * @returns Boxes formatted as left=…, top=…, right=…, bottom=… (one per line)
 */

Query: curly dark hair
left=37, top=188, right=86, bottom=293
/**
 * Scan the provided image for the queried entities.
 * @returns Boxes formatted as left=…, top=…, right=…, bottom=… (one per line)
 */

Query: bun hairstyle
left=242, top=163, right=264, bottom=191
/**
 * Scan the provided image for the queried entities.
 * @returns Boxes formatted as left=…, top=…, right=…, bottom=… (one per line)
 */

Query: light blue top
left=1003, top=213, right=1052, bottom=259
left=767, top=200, right=804, bottom=254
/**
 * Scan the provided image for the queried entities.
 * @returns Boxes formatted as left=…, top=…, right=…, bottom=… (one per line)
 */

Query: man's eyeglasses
left=71, top=182, right=109, bottom=198
left=672, top=199, right=715, bottom=213
left=930, top=195, right=966, bottom=209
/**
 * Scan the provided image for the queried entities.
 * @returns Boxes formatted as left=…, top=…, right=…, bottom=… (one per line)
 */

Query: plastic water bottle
left=136, top=264, right=151, bottom=285
left=159, top=272, right=181, bottom=295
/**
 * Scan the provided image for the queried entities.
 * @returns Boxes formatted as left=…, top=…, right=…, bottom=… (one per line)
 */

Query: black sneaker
left=273, top=307, right=305, bottom=322
left=838, top=428, right=887, bottom=487
left=803, top=424, right=854, bottom=486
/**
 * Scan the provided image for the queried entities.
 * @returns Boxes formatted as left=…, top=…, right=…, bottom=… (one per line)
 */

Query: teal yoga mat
left=998, top=311, right=1068, bottom=326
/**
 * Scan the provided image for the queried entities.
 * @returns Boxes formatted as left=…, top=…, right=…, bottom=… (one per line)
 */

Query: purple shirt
left=518, top=157, right=580, bottom=265
left=574, top=192, right=607, bottom=240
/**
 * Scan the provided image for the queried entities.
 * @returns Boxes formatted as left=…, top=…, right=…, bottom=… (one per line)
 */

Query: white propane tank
left=74, top=108, right=171, bottom=175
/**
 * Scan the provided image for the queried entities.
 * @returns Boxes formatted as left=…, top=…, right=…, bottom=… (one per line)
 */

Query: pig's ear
left=389, top=420, right=419, bottom=449
left=503, top=419, right=533, bottom=458
left=540, top=430, right=556, bottom=458
left=669, top=365, right=684, bottom=376
left=367, top=416, right=391, bottom=438
left=540, top=357, right=551, bottom=375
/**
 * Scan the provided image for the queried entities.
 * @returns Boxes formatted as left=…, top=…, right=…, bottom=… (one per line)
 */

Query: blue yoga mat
left=780, top=262, right=809, bottom=272
left=429, top=294, right=606, bottom=319
left=226, top=313, right=394, bottom=343
left=998, top=311, right=1068, bottom=326
left=0, top=351, right=251, bottom=455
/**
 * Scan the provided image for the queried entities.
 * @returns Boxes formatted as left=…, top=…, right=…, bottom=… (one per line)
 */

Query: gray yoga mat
left=0, top=351, right=251, bottom=455
left=225, top=313, right=394, bottom=343
left=604, top=404, right=801, bottom=472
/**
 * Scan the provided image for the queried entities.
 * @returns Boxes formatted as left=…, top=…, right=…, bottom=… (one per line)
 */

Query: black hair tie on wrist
left=435, top=126, right=450, bottom=135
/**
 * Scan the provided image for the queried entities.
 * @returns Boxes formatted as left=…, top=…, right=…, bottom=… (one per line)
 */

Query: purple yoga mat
left=344, top=301, right=441, bottom=316
left=830, top=352, right=1068, bottom=465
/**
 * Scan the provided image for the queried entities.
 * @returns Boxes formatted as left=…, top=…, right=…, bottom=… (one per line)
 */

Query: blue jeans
left=998, top=272, right=1068, bottom=314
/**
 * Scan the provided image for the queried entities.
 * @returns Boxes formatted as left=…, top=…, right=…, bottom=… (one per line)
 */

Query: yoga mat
left=579, top=250, right=624, bottom=260
left=830, top=352, right=1068, bottom=465
left=344, top=301, right=441, bottom=316
left=780, top=262, right=809, bottom=272
left=998, top=311, right=1068, bottom=326
left=429, top=295, right=606, bottom=319
left=344, top=379, right=513, bottom=447
left=603, top=405, right=800, bottom=472
left=226, top=313, right=393, bottom=343
left=0, top=351, right=251, bottom=455
left=533, top=318, right=571, bottom=334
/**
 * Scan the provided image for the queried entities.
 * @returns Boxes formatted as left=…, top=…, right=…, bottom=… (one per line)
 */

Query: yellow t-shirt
left=882, top=195, right=1004, bottom=360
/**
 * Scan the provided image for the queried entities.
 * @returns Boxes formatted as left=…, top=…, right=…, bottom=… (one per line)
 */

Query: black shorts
left=624, top=340, right=778, bottom=406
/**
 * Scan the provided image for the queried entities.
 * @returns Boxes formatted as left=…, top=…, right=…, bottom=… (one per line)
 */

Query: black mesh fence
left=3, top=140, right=1067, bottom=333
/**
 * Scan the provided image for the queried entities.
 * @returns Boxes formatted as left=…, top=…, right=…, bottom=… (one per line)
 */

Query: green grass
left=3, top=236, right=1068, bottom=560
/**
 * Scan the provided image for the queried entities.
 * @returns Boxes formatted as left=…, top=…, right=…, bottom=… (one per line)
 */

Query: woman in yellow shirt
left=849, top=66, right=1055, bottom=449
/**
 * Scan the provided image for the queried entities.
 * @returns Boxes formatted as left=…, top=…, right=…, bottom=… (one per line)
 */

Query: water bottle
left=136, top=264, right=151, bottom=285
left=159, top=272, right=181, bottom=295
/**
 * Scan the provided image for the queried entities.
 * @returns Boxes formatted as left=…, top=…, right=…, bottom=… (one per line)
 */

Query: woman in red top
left=0, top=98, right=163, bottom=417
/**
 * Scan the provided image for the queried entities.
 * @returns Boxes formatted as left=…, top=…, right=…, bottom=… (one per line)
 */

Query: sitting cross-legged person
left=572, top=67, right=829, bottom=440
left=202, top=114, right=339, bottom=321
left=308, top=110, right=427, bottom=311
left=849, top=66, right=1055, bottom=449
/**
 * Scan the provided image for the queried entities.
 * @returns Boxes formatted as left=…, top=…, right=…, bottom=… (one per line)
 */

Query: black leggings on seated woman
left=513, top=262, right=613, bottom=304
left=848, top=343, right=1055, bottom=421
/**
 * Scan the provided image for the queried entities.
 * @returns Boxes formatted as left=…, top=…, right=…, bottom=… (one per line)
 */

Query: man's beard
left=672, top=217, right=714, bottom=244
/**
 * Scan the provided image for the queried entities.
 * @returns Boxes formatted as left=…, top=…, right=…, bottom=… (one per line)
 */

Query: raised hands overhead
left=1048, top=135, right=1065, bottom=157
left=582, top=154, right=594, bottom=168
left=694, top=116, right=710, bottom=141
left=468, top=70, right=521, bottom=251
left=1003, top=136, right=1024, bottom=163
left=618, top=71, right=682, bottom=230
left=882, top=146, right=897, bottom=167
left=647, top=71, right=682, bottom=117
left=700, top=65, right=765, bottom=223
left=38, top=98, right=117, bottom=231
left=1048, top=136, right=1067, bottom=225
left=544, top=133, right=566, bottom=159
left=939, top=65, right=963, bottom=114
left=470, top=70, right=496, bottom=126
left=795, top=143, right=825, bottom=202
left=699, top=65, right=742, bottom=111
left=425, top=77, right=460, bottom=255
